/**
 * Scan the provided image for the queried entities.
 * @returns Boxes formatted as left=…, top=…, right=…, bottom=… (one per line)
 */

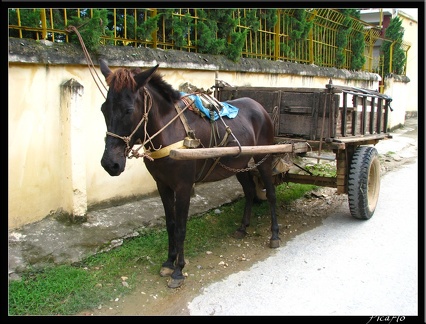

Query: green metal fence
left=8, top=8, right=407, bottom=90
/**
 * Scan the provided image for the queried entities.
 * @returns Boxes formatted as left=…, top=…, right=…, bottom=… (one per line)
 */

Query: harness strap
left=176, top=98, right=202, bottom=148
left=145, top=140, right=186, bottom=159
left=195, top=96, right=236, bottom=182
left=196, top=157, right=221, bottom=182
left=145, top=97, right=198, bottom=160
left=175, top=98, right=195, bottom=138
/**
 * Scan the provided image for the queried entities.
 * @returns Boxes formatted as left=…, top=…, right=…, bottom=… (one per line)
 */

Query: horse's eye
left=126, top=108, right=134, bottom=115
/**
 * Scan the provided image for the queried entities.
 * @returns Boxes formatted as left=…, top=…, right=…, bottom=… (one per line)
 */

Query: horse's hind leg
left=257, top=156, right=280, bottom=248
left=234, top=171, right=256, bottom=239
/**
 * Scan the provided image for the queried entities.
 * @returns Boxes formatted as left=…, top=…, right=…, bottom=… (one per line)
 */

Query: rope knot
left=122, top=136, right=131, bottom=144
left=129, top=149, right=154, bottom=161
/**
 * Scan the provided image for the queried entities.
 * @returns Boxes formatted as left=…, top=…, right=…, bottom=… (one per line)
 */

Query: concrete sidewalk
left=8, top=177, right=244, bottom=280
left=8, top=117, right=418, bottom=281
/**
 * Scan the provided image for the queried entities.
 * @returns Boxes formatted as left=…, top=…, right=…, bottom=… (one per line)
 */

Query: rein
left=66, top=25, right=107, bottom=99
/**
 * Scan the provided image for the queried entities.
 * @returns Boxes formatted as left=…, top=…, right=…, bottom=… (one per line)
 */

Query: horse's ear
left=134, top=64, right=160, bottom=88
left=99, top=59, right=112, bottom=79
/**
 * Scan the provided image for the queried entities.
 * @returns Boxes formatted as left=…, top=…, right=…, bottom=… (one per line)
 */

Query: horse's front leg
left=166, top=183, right=192, bottom=288
left=156, top=182, right=177, bottom=278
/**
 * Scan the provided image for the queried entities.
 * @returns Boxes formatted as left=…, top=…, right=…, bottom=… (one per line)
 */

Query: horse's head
left=99, top=59, right=159, bottom=176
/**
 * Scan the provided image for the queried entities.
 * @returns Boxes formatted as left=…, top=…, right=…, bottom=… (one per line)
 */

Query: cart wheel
left=348, top=146, right=381, bottom=220
left=253, top=175, right=267, bottom=201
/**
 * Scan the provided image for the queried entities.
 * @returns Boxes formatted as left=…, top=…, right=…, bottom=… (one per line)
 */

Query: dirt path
left=79, top=185, right=346, bottom=316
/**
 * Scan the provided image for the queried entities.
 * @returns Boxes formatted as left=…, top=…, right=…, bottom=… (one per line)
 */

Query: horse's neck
left=144, top=99, right=185, bottom=149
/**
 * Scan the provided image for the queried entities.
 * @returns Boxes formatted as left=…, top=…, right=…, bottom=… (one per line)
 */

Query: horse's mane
left=106, top=68, right=139, bottom=92
left=149, top=73, right=181, bottom=103
left=107, top=67, right=181, bottom=103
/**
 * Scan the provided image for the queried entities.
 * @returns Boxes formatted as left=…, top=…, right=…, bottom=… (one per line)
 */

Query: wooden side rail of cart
left=198, top=80, right=394, bottom=220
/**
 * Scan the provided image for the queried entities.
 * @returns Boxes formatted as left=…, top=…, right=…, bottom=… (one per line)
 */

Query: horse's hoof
left=160, top=266, right=174, bottom=277
left=168, top=277, right=185, bottom=288
left=233, top=229, right=247, bottom=239
left=269, top=239, right=280, bottom=248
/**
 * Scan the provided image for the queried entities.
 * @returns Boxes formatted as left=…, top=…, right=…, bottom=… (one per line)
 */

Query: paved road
left=187, top=159, right=419, bottom=316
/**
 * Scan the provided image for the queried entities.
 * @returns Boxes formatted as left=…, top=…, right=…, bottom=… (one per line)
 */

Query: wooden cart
left=214, top=80, right=393, bottom=220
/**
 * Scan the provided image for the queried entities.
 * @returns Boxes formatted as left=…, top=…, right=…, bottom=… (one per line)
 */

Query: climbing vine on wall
left=9, top=8, right=408, bottom=76
left=240, top=9, right=259, bottom=32
left=195, top=9, right=249, bottom=62
left=380, top=16, right=406, bottom=75
left=67, top=9, right=112, bottom=51
left=348, top=9, right=366, bottom=70
left=194, top=9, right=226, bottom=55
left=335, top=10, right=352, bottom=68
left=171, top=13, right=193, bottom=48
left=260, top=9, right=278, bottom=30
left=281, top=9, right=313, bottom=59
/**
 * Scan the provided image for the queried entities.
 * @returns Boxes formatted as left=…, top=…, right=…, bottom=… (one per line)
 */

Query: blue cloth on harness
left=180, top=92, right=239, bottom=121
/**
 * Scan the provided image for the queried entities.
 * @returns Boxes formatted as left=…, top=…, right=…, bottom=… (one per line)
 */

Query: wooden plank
left=377, top=99, right=383, bottom=133
left=279, top=114, right=313, bottom=136
left=362, top=96, right=367, bottom=135
left=336, top=150, right=347, bottom=194
left=330, top=93, right=338, bottom=138
left=302, top=152, right=336, bottom=161
left=311, top=92, right=319, bottom=140
left=221, top=86, right=325, bottom=93
left=341, top=92, right=348, bottom=136
left=294, top=142, right=308, bottom=153
left=228, top=90, right=281, bottom=115
left=369, top=97, right=376, bottom=134
left=280, top=91, right=316, bottom=113
left=333, top=134, right=389, bottom=144
left=284, top=174, right=337, bottom=188
left=384, top=100, right=390, bottom=132
left=352, top=95, right=358, bottom=136
left=169, top=143, right=298, bottom=160
left=273, top=137, right=346, bottom=150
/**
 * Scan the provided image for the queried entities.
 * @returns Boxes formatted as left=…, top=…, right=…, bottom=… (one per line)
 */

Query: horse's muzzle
left=101, top=150, right=126, bottom=176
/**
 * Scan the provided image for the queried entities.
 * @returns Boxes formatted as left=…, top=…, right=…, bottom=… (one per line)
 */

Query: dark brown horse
left=99, top=59, right=279, bottom=288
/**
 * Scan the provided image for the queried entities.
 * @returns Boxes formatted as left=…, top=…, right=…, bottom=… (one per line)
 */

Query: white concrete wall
left=384, top=76, right=411, bottom=128
left=399, top=12, right=418, bottom=115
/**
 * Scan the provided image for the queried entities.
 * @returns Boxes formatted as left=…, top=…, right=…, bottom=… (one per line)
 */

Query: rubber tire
left=347, top=146, right=381, bottom=220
